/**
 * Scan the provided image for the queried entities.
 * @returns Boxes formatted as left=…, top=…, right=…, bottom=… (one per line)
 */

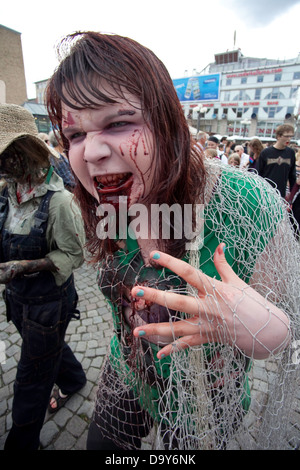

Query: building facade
left=0, top=24, right=27, bottom=105
left=35, top=79, right=48, bottom=105
left=179, top=50, right=300, bottom=141
left=0, top=24, right=51, bottom=132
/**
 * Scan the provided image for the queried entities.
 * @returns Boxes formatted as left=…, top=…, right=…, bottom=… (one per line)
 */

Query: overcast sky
left=2, top=0, right=300, bottom=99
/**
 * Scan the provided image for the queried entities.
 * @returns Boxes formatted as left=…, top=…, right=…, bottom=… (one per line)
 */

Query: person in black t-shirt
left=258, top=124, right=296, bottom=197
left=287, top=155, right=300, bottom=240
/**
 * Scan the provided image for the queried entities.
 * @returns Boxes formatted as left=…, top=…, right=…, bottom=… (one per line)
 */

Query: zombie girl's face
left=61, top=85, right=155, bottom=207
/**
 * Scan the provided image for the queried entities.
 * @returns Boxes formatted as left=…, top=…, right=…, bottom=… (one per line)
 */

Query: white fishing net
left=92, top=161, right=300, bottom=450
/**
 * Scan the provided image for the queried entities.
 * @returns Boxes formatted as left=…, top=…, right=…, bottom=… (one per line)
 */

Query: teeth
left=95, top=173, right=130, bottom=188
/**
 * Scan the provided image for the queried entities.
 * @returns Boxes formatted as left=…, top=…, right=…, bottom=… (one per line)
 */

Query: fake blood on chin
left=96, top=174, right=134, bottom=208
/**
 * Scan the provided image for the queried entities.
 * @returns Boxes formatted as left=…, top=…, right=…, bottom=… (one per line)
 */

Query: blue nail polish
left=138, top=330, right=146, bottom=336
left=136, top=289, right=144, bottom=297
left=160, top=354, right=166, bottom=359
left=152, top=252, right=160, bottom=260
left=223, top=245, right=227, bottom=253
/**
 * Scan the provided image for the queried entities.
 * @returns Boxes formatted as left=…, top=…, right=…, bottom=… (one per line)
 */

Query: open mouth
left=94, top=172, right=133, bottom=195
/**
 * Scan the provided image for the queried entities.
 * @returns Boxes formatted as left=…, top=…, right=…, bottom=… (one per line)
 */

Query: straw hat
left=0, top=103, right=58, bottom=166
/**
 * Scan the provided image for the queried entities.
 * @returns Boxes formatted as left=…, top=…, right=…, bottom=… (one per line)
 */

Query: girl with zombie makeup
left=46, top=32, right=299, bottom=450
left=0, top=104, right=86, bottom=450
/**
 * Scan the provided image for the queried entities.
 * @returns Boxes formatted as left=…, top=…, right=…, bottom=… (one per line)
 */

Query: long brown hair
left=46, top=31, right=206, bottom=261
left=249, top=138, right=264, bottom=158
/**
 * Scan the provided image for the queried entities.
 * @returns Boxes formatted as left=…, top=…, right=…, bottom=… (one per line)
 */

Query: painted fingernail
left=223, top=245, right=227, bottom=253
left=136, top=289, right=144, bottom=297
left=152, top=252, right=160, bottom=260
left=138, top=330, right=146, bottom=336
left=160, top=353, right=166, bottom=359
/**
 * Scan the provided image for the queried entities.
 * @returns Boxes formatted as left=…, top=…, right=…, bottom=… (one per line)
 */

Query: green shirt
left=98, top=166, right=284, bottom=420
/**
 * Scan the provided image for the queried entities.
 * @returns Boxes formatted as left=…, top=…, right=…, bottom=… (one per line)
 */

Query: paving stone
left=51, top=407, right=73, bottom=427
left=65, top=393, right=85, bottom=413
left=0, top=399, right=7, bottom=418
left=2, top=368, right=16, bottom=386
left=66, top=415, right=87, bottom=438
left=1, top=356, right=17, bottom=372
left=86, top=366, right=101, bottom=383
left=40, top=420, right=59, bottom=448
left=74, top=429, right=89, bottom=450
left=53, top=430, right=77, bottom=450
left=77, top=400, right=94, bottom=420
left=87, top=339, right=98, bottom=349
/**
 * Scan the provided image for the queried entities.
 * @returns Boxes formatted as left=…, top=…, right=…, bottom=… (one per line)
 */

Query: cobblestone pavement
left=0, top=262, right=299, bottom=450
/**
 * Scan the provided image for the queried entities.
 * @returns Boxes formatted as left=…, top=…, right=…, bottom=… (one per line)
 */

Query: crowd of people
left=0, top=30, right=299, bottom=451
left=197, top=128, right=300, bottom=239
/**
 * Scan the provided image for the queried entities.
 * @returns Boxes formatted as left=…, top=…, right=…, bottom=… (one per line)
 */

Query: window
left=233, top=90, right=251, bottom=101
left=237, top=108, right=243, bottom=118
left=264, top=88, right=285, bottom=100
left=227, top=122, right=235, bottom=135
left=290, top=87, right=298, bottom=98
left=271, top=87, right=280, bottom=99
left=241, top=77, right=247, bottom=84
left=274, top=73, right=282, bottom=81
left=257, top=122, right=267, bottom=137
left=255, top=88, right=261, bottom=99
left=226, top=78, right=232, bottom=86
left=224, top=91, right=230, bottom=101
left=293, top=72, right=300, bottom=80
left=268, top=107, right=276, bottom=118
left=263, top=106, right=282, bottom=118
left=257, top=75, right=264, bottom=83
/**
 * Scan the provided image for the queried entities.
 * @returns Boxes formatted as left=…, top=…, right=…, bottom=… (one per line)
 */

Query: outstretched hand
left=0, top=261, right=24, bottom=284
left=0, top=258, right=57, bottom=284
left=131, top=243, right=289, bottom=360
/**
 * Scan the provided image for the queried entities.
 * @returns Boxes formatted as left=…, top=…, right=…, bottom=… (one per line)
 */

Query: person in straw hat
left=0, top=103, right=86, bottom=450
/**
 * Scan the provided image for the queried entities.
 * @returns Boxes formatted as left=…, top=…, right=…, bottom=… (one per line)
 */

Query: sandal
left=48, top=387, right=71, bottom=414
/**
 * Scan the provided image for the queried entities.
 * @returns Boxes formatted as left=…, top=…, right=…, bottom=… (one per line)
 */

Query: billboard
left=173, top=74, right=220, bottom=102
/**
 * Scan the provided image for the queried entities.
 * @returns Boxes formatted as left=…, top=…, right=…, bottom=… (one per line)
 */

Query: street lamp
left=241, top=119, right=251, bottom=137
left=195, top=105, right=208, bottom=133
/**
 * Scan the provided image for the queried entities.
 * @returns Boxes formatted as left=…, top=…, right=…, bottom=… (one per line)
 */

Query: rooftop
left=22, top=101, right=48, bottom=116
left=199, top=49, right=300, bottom=75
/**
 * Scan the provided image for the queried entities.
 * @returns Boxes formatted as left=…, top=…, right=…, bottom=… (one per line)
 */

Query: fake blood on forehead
left=63, top=111, right=76, bottom=127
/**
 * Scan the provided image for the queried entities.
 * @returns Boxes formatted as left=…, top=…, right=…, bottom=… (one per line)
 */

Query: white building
left=180, top=50, right=300, bottom=141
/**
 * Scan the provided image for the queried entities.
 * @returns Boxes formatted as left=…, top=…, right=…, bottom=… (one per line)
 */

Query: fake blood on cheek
left=97, top=127, right=150, bottom=210
left=119, top=129, right=150, bottom=194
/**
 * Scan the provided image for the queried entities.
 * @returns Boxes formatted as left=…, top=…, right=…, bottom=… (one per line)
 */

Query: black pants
left=87, top=359, right=153, bottom=450
left=86, top=360, right=181, bottom=450
left=4, top=282, right=86, bottom=450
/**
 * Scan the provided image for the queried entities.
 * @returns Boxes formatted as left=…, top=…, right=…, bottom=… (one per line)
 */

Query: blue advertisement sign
left=173, top=74, right=220, bottom=102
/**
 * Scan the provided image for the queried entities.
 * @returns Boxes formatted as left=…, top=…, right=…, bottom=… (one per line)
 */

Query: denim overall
left=0, top=188, right=86, bottom=449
